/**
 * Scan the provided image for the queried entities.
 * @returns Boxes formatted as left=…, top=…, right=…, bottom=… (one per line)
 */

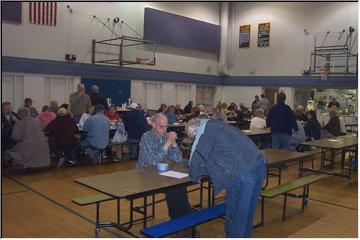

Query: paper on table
left=328, top=139, right=340, bottom=142
left=159, top=171, right=189, bottom=179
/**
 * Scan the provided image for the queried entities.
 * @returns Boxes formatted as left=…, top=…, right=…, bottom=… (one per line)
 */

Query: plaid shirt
left=137, top=129, right=182, bottom=170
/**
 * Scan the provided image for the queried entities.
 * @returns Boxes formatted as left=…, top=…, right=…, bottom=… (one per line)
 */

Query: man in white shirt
left=258, top=94, right=271, bottom=115
left=250, top=109, right=266, bottom=129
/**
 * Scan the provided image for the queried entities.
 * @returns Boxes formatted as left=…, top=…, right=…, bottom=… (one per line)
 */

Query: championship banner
left=258, top=22, right=270, bottom=47
left=239, top=24, right=251, bottom=48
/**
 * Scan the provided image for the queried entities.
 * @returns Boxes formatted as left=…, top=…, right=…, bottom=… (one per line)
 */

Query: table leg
left=143, top=196, right=148, bottom=228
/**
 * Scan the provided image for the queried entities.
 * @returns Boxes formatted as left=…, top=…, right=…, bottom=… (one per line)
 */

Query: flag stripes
left=29, top=2, right=57, bottom=26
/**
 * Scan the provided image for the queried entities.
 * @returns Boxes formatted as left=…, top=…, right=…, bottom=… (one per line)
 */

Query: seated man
left=289, top=116, right=307, bottom=151
left=79, top=106, right=94, bottom=129
left=80, top=104, right=110, bottom=164
left=137, top=113, right=193, bottom=230
left=323, top=105, right=342, bottom=137
left=250, top=108, right=266, bottom=130
left=45, top=108, right=79, bottom=167
left=166, top=105, right=179, bottom=124
left=5, top=107, right=50, bottom=170
left=2, top=102, right=20, bottom=167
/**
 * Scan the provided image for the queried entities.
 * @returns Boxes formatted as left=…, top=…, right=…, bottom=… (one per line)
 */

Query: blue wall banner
left=82, top=78, right=131, bottom=106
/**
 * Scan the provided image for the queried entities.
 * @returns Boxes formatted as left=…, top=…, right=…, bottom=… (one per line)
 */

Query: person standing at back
left=69, top=83, right=91, bottom=123
left=90, top=85, right=108, bottom=109
left=251, top=95, right=260, bottom=112
left=258, top=94, right=271, bottom=115
left=22, top=98, right=39, bottom=118
left=266, top=92, right=298, bottom=150
left=183, top=101, right=193, bottom=114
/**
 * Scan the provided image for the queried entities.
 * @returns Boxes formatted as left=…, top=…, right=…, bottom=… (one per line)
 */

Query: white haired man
left=185, top=118, right=266, bottom=237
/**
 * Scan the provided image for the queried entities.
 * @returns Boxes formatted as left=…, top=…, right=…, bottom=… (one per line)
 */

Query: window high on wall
left=196, top=85, right=215, bottom=109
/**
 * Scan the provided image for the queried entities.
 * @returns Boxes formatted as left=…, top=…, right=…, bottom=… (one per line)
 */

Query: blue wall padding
left=144, top=7, right=220, bottom=54
left=2, top=56, right=357, bottom=88
left=82, top=77, right=131, bottom=106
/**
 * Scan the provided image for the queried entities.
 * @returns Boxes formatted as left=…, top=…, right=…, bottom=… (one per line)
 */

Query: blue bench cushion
left=141, top=203, right=226, bottom=238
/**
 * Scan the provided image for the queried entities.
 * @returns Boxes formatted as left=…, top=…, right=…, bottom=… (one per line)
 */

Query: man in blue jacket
left=124, top=103, right=148, bottom=159
left=81, top=104, right=110, bottom=164
left=266, top=92, right=298, bottom=150
left=185, top=118, right=267, bottom=237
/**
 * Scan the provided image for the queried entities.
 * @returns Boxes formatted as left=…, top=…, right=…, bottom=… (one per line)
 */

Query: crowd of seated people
left=1, top=92, right=351, bottom=172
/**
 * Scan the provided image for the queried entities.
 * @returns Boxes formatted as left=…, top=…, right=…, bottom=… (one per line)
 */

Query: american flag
left=29, top=2, right=57, bottom=26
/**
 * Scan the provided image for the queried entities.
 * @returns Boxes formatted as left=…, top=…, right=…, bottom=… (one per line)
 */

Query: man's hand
left=168, top=131, right=177, bottom=143
left=163, top=132, right=178, bottom=151
left=10, top=114, right=19, bottom=122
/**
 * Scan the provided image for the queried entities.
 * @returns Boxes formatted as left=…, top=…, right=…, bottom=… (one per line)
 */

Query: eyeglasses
left=155, top=122, right=168, bottom=130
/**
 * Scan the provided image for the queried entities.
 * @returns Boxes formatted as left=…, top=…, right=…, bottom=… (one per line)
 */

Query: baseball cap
left=129, top=103, right=138, bottom=109
left=94, top=104, right=105, bottom=111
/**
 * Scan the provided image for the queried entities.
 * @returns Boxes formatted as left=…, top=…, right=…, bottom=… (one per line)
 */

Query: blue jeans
left=289, top=135, right=306, bottom=151
left=127, top=138, right=139, bottom=158
left=225, top=160, right=266, bottom=237
left=165, top=186, right=193, bottom=219
left=271, top=133, right=291, bottom=150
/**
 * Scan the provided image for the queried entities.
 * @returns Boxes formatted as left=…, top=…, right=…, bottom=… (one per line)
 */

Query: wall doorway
left=264, top=87, right=279, bottom=105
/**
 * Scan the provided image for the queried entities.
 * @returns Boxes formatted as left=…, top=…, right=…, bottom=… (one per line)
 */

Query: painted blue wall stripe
left=2, top=56, right=357, bottom=88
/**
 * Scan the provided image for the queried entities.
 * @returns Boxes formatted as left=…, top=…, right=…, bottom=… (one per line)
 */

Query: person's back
left=304, top=117, right=321, bottom=140
left=38, top=111, right=56, bottom=126
left=83, top=112, right=110, bottom=149
left=190, top=119, right=264, bottom=192
left=266, top=93, right=298, bottom=150
left=267, top=103, right=298, bottom=135
left=8, top=108, right=50, bottom=168
left=166, top=112, right=178, bottom=124
left=125, top=109, right=148, bottom=140
left=46, top=115, right=78, bottom=149
left=250, top=117, right=266, bottom=129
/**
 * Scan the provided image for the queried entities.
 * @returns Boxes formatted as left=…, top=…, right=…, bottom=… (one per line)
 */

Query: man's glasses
left=155, top=122, right=168, bottom=130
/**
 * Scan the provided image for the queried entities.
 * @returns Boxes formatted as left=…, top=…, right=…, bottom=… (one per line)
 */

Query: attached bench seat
left=72, top=193, right=114, bottom=206
left=141, top=203, right=226, bottom=238
left=72, top=194, right=116, bottom=237
left=260, top=174, right=327, bottom=225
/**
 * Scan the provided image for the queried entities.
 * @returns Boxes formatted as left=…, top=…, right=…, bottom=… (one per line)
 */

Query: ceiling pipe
left=217, top=2, right=230, bottom=77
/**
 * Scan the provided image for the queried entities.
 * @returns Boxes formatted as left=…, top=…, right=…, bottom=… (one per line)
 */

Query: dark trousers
left=165, top=186, right=193, bottom=219
left=54, top=145, right=78, bottom=161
